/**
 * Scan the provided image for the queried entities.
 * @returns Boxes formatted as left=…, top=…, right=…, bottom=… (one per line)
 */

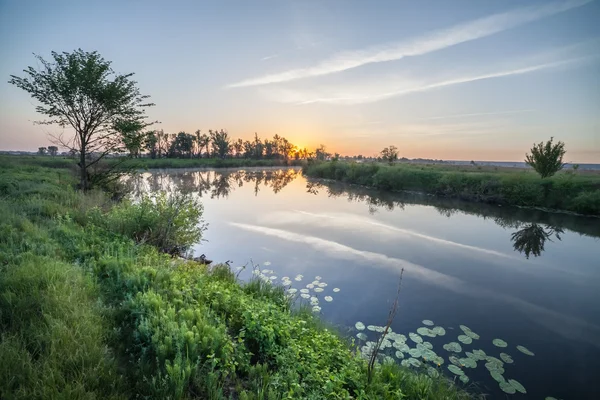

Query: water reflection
left=305, top=179, right=600, bottom=259
left=510, top=223, right=564, bottom=259
left=125, top=168, right=301, bottom=199
left=125, top=169, right=599, bottom=260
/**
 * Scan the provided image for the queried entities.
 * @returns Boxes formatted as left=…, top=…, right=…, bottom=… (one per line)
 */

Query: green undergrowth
left=303, top=161, right=600, bottom=216
left=0, top=161, right=473, bottom=399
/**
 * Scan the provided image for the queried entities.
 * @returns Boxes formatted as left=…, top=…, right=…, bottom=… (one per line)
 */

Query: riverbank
left=0, top=160, right=472, bottom=399
left=0, top=154, right=304, bottom=170
left=303, top=161, right=600, bottom=216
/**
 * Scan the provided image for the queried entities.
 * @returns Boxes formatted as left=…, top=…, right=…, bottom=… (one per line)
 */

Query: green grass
left=303, top=161, right=600, bottom=216
left=0, top=160, right=475, bottom=399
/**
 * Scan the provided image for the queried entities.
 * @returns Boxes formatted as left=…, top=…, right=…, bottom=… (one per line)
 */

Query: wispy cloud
left=261, top=54, right=279, bottom=61
left=267, top=57, right=586, bottom=105
left=424, top=109, right=536, bottom=121
left=228, top=0, right=592, bottom=88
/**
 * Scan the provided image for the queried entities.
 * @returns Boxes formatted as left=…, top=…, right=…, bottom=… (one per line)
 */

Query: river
left=130, top=167, right=600, bottom=400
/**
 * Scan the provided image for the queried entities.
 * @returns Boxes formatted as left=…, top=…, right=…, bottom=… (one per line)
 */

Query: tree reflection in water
left=304, top=179, right=598, bottom=260
left=124, top=168, right=301, bottom=200
left=510, top=223, right=564, bottom=259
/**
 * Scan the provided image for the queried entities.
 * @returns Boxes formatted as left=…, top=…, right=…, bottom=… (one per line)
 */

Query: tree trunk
left=79, top=149, right=89, bottom=191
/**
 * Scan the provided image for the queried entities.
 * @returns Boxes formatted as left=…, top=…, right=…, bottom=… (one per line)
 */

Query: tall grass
left=303, top=161, right=600, bottom=216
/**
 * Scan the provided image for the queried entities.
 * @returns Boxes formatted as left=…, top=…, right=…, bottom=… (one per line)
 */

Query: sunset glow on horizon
left=1, top=0, right=599, bottom=162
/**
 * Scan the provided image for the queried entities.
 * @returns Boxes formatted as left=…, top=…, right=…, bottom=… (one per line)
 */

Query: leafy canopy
left=525, top=137, right=565, bottom=178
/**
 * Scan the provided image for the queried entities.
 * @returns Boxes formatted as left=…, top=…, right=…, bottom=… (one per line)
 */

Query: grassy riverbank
left=303, top=161, right=600, bottom=216
left=0, top=161, right=472, bottom=399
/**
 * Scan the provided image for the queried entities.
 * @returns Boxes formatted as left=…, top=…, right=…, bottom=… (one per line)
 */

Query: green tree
left=525, top=137, right=566, bottom=178
left=210, top=129, right=231, bottom=159
left=171, top=132, right=194, bottom=158
left=144, top=131, right=158, bottom=159
left=9, top=49, right=154, bottom=190
left=315, top=144, right=330, bottom=161
left=233, top=138, right=244, bottom=158
left=118, top=120, right=146, bottom=158
left=380, top=145, right=398, bottom=164
left=47, top=145, right=58, bottom=156
left=37, top=147, right=47, bottom=155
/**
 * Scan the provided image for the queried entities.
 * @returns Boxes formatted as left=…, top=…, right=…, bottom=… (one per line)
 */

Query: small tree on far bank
left=380, top=145, right=398, bottom=164
left=38, top=147, right=47, bottom=155
left=48, top=145, right=58, bottom=156
left=525, top=137, right=566, bottom=178
left=9, top=49, right=154, bottom=190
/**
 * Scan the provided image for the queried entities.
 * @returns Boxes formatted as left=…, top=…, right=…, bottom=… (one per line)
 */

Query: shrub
left=90, top=191, right=207, bottom=255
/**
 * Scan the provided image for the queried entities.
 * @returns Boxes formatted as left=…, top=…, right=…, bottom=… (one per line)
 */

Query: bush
left=90, top=191, right=206, bottom=255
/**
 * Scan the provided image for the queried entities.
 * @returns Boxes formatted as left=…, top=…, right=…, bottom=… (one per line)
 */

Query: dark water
left=131, top=168, right=600, bottom=400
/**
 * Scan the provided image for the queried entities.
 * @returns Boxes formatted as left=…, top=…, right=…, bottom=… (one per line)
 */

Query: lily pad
left=490, top=370, right=505, bottom=383
left=464, top=330, right=480, bottom=340
left=422, top=319, right=434, bottom=326
left=516, top=345, right=535, bottom=356
left=417, top=327, right=430, bottom=336
left=393, top=342, right=410, bottom=352
left=409, top=332, right=423, bottom=344
left=472, top=349, right=486, bottom=360
left=427, top=367, right=439, bottom=378
left=294, top=275, right=303, bottom=281
left=314, top=287, right=324, bottom=293
left=508, top=379, right=526, bottom=394
left=499, top=381, right=516, bottom=394
left=492, top=339, right=508, bottom=348
left=459, top=374, right=469, bottom=384
left=443, top=342, right=462, bottom=353
left=447, top=364, right=464, bottom=375
left=408, top=348, right=422, bottom=358
left=401, top=359, right=410, bottom=367
left=367, top=325, right=377, bottom=332
left=500, top=353, right=514, bottom=364
left=311, top=305, right=321, bottom=312
left=395, top=350, right=405, bottom=359
left=432, top=326, right=446, bottom=336
left=306, top=284, right=315, bottom=289
left=355, top=322, right=365, bottom=331
left=432, top=356, right=445, bottom=365
left=315, top=276, right=322, bottom=280
left=287, top=288, right=297, bottom=294
left=422, top=341, right=433, bottom=350
left=356, top=332, right=368, bottom=341
left=300, top=293, right=310, bottom=299
left=408, top=358, right=422, bottom=368
left=449, top=356, right=461, bottom=366
left=333, top=288, right=340, bottom=292
left=460, top=357, right=477, bottom=368
left=458, top=335, right=472, bottom=344
left=545, top=397, right=558, bottom=400
left=459, top=325, right=471, bottom=333
left=300, top=288, right=309, bottom=294
left=324, top=296, right=333, bottom=302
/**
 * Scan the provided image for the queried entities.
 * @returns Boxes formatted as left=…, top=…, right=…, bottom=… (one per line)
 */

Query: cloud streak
left=279, top=57, right=586, bottom=105
left=228, top=0, right=591, bottom=88
left=423, top=109, right=536, bottom=121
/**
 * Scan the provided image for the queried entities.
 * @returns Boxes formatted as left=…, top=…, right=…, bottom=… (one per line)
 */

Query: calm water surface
left=132, top=168, right=600, bottom=400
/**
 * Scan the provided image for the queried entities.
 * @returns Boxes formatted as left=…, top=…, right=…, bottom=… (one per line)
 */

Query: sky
left=0, top=0, right=599, bottom=162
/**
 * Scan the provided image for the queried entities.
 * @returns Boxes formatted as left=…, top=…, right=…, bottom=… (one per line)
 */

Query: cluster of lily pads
left=354, top=320, right=537, bottom=395
left=251, top=262, right=340, bottom=313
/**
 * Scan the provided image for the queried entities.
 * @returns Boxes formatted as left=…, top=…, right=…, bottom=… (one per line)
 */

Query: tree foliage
left=9, top=49, right=154, bottom=190
left=380, top=145, right=399, bottom=164
left=525, top=137, right=566, bottom=178
left=47, top=145, right=59, bottom=156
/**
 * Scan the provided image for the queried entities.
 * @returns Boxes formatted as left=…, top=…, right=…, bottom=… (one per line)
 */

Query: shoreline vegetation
left=0, top=157, right=474, bottom=399
left=303, top=161, right=600, bottom=217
